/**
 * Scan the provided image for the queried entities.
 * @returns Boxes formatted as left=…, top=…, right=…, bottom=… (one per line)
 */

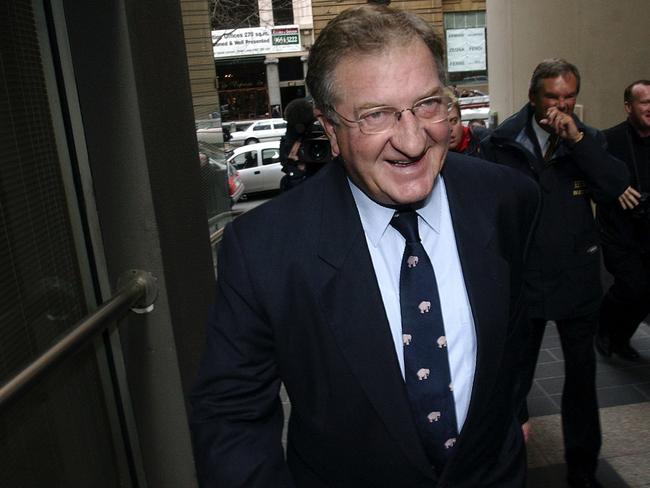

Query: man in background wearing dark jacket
left=596, top=80, right=649, bottom=360
left=481, top=59, right=636, bottom=488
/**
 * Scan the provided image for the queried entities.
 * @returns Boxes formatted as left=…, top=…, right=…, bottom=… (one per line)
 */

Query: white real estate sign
left=212, top=26, right=302, bottom=58
left=446, top=28, right=486, bottom=72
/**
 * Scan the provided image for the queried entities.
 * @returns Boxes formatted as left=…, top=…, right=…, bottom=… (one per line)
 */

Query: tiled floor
left=527, top=321, right=650, bottom=487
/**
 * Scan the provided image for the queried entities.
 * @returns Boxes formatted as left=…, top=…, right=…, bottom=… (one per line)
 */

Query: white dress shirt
left=531, top=115, right=552, bottom=154
left=349, top=176, right=477, bottom=432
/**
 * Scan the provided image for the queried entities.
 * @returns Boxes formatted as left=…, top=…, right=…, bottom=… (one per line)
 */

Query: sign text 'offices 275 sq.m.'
left=212, top=26, right=302, bottom=58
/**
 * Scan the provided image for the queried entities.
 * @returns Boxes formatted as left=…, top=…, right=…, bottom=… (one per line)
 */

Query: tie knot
left=390, top=210, right=421, bottom=243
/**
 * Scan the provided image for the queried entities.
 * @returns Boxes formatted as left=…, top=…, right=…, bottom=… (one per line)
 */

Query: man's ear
left=315, top=109, right=340, bottom=157
left=624, top=101, right=632, bottom=116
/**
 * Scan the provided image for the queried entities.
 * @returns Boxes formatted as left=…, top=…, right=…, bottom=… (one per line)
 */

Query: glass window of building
left=272, top=0, right=294, bottom=25
left=209, top=0, right=260, bottom=29
left=443, top=11, right=487, bottom=86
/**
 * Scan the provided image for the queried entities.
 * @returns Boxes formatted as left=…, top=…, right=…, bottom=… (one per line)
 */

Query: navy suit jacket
left=191, top=153, right=540, bottom=487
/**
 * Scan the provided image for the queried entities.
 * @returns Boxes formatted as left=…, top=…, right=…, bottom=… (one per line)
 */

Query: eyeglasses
left=330, top=94, right=453, bottom=135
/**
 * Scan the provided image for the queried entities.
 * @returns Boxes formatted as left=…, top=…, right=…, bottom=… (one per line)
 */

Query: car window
left=253, top=124, right=271, bottom=131
left=230, top=122, right=253, bottom=132
left=274, top=122, right=287, bottom=129
left=262, top=148, right=280, bottom=165
left=231, top=151, right=258, bottom=169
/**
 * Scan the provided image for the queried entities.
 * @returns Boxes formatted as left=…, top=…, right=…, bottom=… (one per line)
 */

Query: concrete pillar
left=486, top=0, right=650, bottom=129
left=265, top=57, right=281, bottom=112
left=259, top=0, right=273, bottom=27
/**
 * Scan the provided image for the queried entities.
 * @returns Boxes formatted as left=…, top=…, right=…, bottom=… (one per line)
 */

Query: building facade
left=181, top=0, right=221, bottom=119
left=209, top=0, right=486, bottom=121
left=312, top=0, right=487, bottom=90
left=210, top=0, right=315, bottom=120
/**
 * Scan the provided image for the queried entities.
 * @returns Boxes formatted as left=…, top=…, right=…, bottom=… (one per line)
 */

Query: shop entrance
left=216, top=58, right=268, bottom=121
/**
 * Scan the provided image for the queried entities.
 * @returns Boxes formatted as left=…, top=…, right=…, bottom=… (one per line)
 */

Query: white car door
left=260, top=147, right=283, bottom=191
left=230, top=148, right=263, bottom=193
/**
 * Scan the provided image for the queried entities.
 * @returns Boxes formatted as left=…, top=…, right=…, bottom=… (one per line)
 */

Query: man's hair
left=449, top=88, right=461, bottom=116
left=306, top=4, right=446, bottom=121
left=528, top=58, right=581, bottom=99
left=624, top=80, right=650, bottom=103
left=450, top=100, right=461, bottom=116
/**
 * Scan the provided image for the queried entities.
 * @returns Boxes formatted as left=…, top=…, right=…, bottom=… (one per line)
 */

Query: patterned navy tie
left=390, top=209, right=458, bottom=471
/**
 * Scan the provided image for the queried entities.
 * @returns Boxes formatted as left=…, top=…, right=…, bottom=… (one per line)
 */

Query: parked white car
left=196, top=119, right=225, bottom=144
left=226, top=141, right=283, bottom=194
left=458, top=94, right=491, bottom=127
left=228, top=118, right=287, bottom=146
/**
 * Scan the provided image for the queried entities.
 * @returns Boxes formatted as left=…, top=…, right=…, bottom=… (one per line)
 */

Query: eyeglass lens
left=358, top=96, right=450, bottom=134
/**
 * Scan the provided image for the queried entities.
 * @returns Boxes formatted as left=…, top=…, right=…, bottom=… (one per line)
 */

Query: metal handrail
left=0, top=270, right=158, bottom=410
left=209, top=209, right=245, bottom=245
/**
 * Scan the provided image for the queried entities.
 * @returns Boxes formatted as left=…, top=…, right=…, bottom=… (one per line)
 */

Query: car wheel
left=244, top=138, right=258, bottom=145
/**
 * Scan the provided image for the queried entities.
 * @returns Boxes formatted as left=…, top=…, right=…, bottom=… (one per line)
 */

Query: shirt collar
left=348, top=175, right=443, bottom=247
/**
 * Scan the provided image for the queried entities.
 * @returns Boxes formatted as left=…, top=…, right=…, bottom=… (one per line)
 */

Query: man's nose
left=390, top=111, right=428, bottom=156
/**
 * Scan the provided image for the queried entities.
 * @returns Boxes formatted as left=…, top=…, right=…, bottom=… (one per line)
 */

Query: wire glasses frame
left=329, top=93, right=455, bottom=135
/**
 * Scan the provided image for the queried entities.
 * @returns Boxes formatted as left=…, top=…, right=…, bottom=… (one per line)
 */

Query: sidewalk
left=527, top=322, right=650, bottom=487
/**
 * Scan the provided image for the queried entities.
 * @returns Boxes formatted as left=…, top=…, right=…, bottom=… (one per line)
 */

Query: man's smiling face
left=319, top=39, right=449, bottom=205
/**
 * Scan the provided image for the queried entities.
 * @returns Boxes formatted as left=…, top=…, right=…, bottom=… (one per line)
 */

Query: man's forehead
left=542, top=73, right=576, bottom=84
left=631, top=84, right=650, bottom=100
left=332, top=42, right=442, bottom=107
left=540, top=73, right=578, bottom=91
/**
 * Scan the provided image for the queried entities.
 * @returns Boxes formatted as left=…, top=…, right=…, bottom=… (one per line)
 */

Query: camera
left=279, top=98, right=332, bottom=191
left=297, top=121, right=332, bottom=167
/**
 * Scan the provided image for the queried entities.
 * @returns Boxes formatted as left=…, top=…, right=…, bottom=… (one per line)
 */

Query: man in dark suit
left=190, top=5, right=539, bottom=487
left=481, top=60, right=634, bottom=488
left=597, top=80, right=649, bottom=360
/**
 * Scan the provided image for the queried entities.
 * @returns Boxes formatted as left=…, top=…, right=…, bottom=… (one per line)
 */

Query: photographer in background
left=279, top=97, right=331, bottom=191
left=596, top=80, right=649, bottom=361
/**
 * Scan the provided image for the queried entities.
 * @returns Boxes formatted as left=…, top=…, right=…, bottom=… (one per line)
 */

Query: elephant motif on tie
left=444, top=438, right=456, bottom=449
left=418, top=301, right=431, bottom=314
left=427, top=411, right=441, bottom=422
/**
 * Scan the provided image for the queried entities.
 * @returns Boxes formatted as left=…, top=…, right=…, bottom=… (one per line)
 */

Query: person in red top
left=447, top=98, right=487, bottom=157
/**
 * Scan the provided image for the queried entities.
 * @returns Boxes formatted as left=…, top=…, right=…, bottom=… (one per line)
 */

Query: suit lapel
left=441, top=162, right=511, bottom=454
left=315, top=163, right=436, bottom=481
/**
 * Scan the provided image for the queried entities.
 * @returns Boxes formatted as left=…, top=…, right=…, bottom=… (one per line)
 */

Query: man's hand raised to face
left=540, top=106, right=583, bottom=143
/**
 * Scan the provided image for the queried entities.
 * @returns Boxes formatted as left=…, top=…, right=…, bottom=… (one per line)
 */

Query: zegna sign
left=446, top=28, right=486, bottom=72
left=212, top=26, right=302, bottom=58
